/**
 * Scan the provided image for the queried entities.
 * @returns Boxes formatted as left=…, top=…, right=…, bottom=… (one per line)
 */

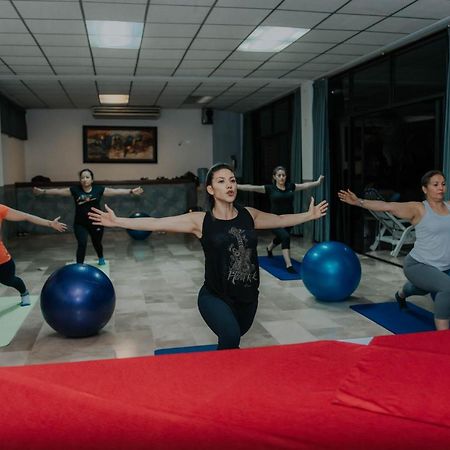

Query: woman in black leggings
left=89, top=163, right=328, bottom=350
left=34, top=168, right=143, bottom=264
left=0, top=204, right=66, bottom=306
left=238, top=167, right=324, bottom=273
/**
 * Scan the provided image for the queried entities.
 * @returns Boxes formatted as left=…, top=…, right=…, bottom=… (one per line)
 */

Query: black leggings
left=0, top=259, right=27, bottom=295
left=197, top=285, right=258, bottom=350
left=73, top=223, right=104, bottom=264
left=271, top=227, right=292, bottom=250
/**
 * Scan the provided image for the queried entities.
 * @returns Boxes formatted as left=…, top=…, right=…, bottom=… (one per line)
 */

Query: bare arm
left=5, top=208, right=67, bottom=232
left=294, top=175, right=324, bottom=191
left=88, top=205, right=205, bottom=238
left=33, top=187, right=71, bottom=197
left=247, top=197, right=328, bottom=230
left=237, top=184, right=266, bottom=194
left=338, top=189, right=422, bottom=223
left=104, top=186, right=144, bottom=197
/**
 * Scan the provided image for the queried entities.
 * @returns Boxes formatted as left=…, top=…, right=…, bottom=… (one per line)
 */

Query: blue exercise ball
left=40, top=263, right=116, bottom=338
left=301, top=241, right=361, bottom=302
left=126, top=211, right=152, bottom=240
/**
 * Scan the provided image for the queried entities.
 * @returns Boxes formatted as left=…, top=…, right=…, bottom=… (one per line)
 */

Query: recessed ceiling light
left=197, top=96, right=214, bottom=104
left=238, top=26, right=310, bottom=52
left=87, top=20, right=144, bottom=49
left=99, top=94, right=129, bottom=105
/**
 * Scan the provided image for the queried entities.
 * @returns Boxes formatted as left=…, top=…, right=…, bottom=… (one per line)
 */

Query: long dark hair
left=421, top=169, right=445, bottom=187
left=79, top=168, right=94, bottom=181
left=205, top=163, right=235, bottom=211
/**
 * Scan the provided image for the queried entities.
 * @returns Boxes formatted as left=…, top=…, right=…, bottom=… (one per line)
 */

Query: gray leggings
left=403, top=254, right=450, bottom=319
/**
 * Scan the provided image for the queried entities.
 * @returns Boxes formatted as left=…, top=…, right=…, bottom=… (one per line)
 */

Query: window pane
left=394, top=36, right=447, bottom=102
left=352, top=59, right=390, bottom=113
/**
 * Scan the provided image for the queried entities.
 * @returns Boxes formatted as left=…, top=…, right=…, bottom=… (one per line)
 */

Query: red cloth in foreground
left=1, top=336, right=450, bottom=449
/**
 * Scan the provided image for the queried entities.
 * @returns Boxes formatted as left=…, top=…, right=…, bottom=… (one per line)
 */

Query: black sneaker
left=286, top=266, right=297, bottom=274
left=267, top=247, right=273, bottom=258
left=395, top=291, right=407, bottom=309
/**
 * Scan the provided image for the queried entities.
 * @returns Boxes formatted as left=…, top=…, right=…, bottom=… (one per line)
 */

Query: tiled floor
left=0, top=230, right=434, bottom=367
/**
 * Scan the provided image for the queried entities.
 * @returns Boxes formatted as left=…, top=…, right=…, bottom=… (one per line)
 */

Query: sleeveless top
left=200, top=206, right=259, bottom=304
left=264, top=182, right=296, bottom=215
left=0, top=204, right=11, bottom=264
left=70, top=185, right=105, bottom=226
left=409, top=201, right=450, bottom=271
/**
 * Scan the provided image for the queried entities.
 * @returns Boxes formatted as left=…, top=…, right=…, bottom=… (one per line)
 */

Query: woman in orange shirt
left=0, top=204, right=66, bottom=306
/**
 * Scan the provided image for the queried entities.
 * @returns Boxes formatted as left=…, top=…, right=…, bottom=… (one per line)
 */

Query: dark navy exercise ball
left=301, top=241, right=361, bottom=302
left=126, top=211, right=152, bottom=240
left=40, top=263, right=116, bottom=338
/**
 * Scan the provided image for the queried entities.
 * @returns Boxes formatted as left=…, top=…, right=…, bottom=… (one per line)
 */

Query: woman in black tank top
left=89, top=163, right=328, bottom=350
left=238, top=166, right=324, bottom=273
left=34, top=168, right=143, bottom=264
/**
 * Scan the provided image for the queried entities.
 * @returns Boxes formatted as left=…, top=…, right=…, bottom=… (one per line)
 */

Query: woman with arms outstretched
left=34, top=168, right=143, bottom=265
left=339, top=170, right=450, bottom=330
left=238, top=166, right=324, bottom=273
left=0, top=205, right=66, bottom=306
left=89, top=163, right=328, bottom=350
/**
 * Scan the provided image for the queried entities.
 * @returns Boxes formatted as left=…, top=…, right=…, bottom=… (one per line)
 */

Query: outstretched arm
left=88, top=204, right=204, bottom=238
left=248, top=197, right=328, bottom=230
left=338, top=189, right=422, bottom=223
left=294, top=175, right=324, bottom=191
left=104, top=186, right=144, bottom=197
left=5, top=208, right=67, bottom=232
left=33, top=187, right=71, bottom=197
left=237, top=184, right=266, bottom=194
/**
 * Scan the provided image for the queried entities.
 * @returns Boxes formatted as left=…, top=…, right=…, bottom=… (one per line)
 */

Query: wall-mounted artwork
left=83, top=126, right=157, bottom=163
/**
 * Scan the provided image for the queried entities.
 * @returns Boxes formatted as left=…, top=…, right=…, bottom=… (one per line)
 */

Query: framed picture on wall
left=83, top=126, right=157, bottom=163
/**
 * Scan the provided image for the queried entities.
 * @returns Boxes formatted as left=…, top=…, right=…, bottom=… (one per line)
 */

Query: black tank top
left=70, top=185, right=105, bottom=226
left=200, top=206, right=259, bottom=304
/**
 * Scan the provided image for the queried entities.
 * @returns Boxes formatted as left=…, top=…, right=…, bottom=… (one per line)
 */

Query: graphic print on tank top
left=76, top=192, right=97, bottom=206
left=228, top=227, right=258, bottom=286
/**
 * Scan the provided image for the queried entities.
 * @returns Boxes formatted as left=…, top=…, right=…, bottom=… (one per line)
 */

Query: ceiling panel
left=146, top=5, right=210, bottom=23
left=318, top=14, right=383, bottom=30
left=0, top=0, right=447, bottom=112
left=279, top=0, right=348, bottom=12
left=369, top=17, right=437, bottom=33
left=83, top=1, right=146, bottom=21
left=394, top=0, right=450, bottom=19
left=14, top=1, right=82, bottom=19
left=339, top=0, right=415, bottom=15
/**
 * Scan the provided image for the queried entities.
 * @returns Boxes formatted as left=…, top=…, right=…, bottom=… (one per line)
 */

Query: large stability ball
left=126, top=211, right=152, bottom=240
left=301, top=241, right=361, bottom=302
left=40, top=263, right=116, bottom=338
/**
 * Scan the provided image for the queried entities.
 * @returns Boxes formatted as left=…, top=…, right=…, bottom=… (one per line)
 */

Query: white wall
left=301, top=81, right=314, bottom=180
left=1, top=134, right=26, bottom=184
left=25, top=109, right=213, bottom=182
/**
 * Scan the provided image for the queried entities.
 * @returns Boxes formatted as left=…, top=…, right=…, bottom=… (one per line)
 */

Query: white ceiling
left=0, top=0, right=449, bottom=113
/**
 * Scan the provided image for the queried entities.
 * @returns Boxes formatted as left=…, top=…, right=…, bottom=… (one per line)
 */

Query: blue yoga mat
left=154, top=344, right=217, bottom=356
left=350, top=301, right=435, bottom=334
left=258, top=255, right=302, bottom=280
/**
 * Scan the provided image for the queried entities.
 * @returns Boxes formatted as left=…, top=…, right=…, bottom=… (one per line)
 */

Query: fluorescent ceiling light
left=238, top=26, right=310, bottom=52
left=87, top=20, right=144, bottom=49
left=197, top=96, right=214, bottom=104
left=99, top=94, right=129, bottom=105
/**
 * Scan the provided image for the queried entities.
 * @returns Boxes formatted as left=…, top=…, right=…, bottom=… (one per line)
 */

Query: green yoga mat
left=0, top=295, right=38, bottom=347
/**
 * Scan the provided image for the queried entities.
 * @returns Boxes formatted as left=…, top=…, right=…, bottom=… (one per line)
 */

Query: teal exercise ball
left=126, top=211, right=152, bottom=240
left=301, top=241, right=361, bottom=302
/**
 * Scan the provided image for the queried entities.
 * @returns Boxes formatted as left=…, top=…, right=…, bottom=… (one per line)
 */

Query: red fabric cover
left=1, top=341, right=450, bottom=449
left=334, top=345, right=450, bottom=429
left=371, top=330, right=450, bottom=355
